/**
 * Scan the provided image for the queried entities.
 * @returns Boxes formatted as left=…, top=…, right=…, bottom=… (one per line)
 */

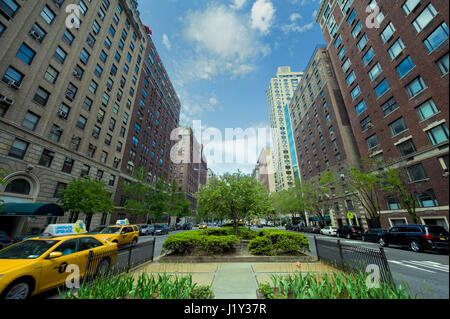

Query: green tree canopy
left=195, top=171, right=273, bottom=235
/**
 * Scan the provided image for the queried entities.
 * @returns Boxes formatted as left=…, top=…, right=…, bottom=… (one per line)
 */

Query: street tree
left=195, top=171, right=272, bottom=235
left=167, top=180, right=191, bottom=224
left=57, top=176, right=114, bottom=230
left=121, top=166, right=152, bottom=222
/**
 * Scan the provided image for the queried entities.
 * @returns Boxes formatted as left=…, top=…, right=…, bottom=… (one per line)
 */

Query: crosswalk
left=389, top=260, right=449, bottom=273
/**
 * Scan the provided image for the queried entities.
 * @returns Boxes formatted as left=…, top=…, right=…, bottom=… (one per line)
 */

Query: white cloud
left=230, top=0, right=246, bottom=10
left=289, top=13, right=302, bottom=22
left=251, top=0, right=276, bottom=35
left=162, top=33, right=171, bottom=50
left=281, top=21, right=315, bottom=34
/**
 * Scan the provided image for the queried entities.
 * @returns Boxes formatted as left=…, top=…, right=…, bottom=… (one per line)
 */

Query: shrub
left=162, top=229, right=238, bottom=256
left=248, top=229, right=310, bottom=256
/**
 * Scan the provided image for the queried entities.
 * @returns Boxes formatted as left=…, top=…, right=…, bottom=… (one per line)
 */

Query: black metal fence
left=83, top=239, right=156, bottom=283
left=314, top=236, right=394, bottom=285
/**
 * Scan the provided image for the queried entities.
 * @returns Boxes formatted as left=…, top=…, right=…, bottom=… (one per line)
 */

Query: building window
left=360, top=116, right=372, bottom=131
left=416, top=99, right=438, bottom=121
left=366, top=134, right=379, bottom=150
left=40, top=5, right=55, bottom=24
left=346, top=71, right=355, bottom=86
left=402, top=0, right=420, bottom=15
left=352, top=20, right=362, bottom=39
left=62, top=29, right=75, bottom=46
left=33, top=87, right=50, bottom=106
left=413, top=4, right=437, bottom=33
left=109, top=175, right=116, bottom=186
left=416, top=189, right=439, bottom=208
left=82, top=96, right=92, bottom=112
left=381, top=97, right=398, bottom=116
left=380, top=22, right=395, bottom=43
left=426, top=124, right=449, bottom=145
left=54, top=182, right=67, bottom=198
left=347, top=9, right=357, bottom=26
left=96, top=170, right=104, bottom=181
left=406, top=76, right=427, bottom=98
left=385, top=196, right=401, bottom=210
left=76, top=115, right=87, bottom=129
left=30, top=23, right=46, bottom=43
left=436, top=53, right=449, bottom=75
left=38, top=149, right=54, bottom=168
left=65, top=83, right=77, bottom=101
left=424, top=23, right=449, bottom=53
left=389, top=117, right=408, bottom=136
left=357, top=34, right=368, bottom=52
left=80, top=49, right=90, bottom=65
left=62, top=157, right=74, bottom=174
left=0, top=0, right=19, bottom=19
left=48, top=125, right=63, bottom=143
left=396, top=139, right=416, bottom=157
left=8, top=139, right=28, bottom=159
left=355, top=99, right=367, bottom=115
left=388, top=38, right=405, bottom=60
left=44, top=65, right=59, bottom=84
left=89, top=80, right=98, bottom=94
left=16, top=43, right=36, bottom=65
left=22, top=111, right=40, bottom=131
left=54, top=46, right=67, bottom=64
left=338, top=46, right=346, bottom=61
left=368, top=62, right=382, bottom=81
left=375, top=78, right=390, bottom=98
left=80, top=164, right=90, bottom=178
left=396, top=56, right=415, bottom=78
left=406, top=163, right=428, bottom=182
left=362, top=47, right=375, bottom=66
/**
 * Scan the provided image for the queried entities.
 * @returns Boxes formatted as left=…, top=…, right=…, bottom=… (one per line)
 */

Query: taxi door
left=38, top=238, right=83, bottom=293
left=119, top=226, right=131, bottom=245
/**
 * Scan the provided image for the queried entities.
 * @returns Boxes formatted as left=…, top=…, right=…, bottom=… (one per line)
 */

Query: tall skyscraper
left=266, top=66, right=303, bottom=191
left=316, top=0, right=449, bottom=229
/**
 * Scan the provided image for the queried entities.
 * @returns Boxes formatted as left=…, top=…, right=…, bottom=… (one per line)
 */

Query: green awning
left=309, top=216, right=331, bottom=222
left=0, top=203, right=64, bottom=217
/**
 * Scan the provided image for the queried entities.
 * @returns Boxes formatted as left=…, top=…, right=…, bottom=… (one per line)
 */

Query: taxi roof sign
left=116, top=219, right=129, bottom=226
left=43, top=220, right=87, bottom=237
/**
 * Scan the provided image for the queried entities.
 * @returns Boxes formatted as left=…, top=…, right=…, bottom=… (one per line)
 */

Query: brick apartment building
left=316, top=0, right=449, bottom=229
left=171, top=127, right=207, bottom=213
left=288, top=46, right=365, bottom=228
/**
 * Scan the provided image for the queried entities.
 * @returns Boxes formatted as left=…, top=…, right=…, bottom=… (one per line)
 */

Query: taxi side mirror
left=48, top=252, right=63, bottom=259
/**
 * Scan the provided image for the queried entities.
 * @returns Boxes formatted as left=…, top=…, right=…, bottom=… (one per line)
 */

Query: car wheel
left=410, top=240, right=423, bottom=253
left=2, top=280, right=32, bottom=300
left=379, top=237, right=388, bottom=247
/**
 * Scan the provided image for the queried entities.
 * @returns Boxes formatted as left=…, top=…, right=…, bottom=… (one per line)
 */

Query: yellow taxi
left=93, top=220, right=139, bottom=246
left=0, top=221, right=118, bottom=299
left=198, top=223, right=208, bottom=229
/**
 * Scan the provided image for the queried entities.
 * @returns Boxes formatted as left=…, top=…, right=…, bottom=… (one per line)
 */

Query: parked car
left=153, top=224, right=169, bottom=235
left=362, top=228, right=387, bottom=242
left=94, top=224, right=140, bottom=246
left=12, top=228, right=45, bottom=243
left=88, top=225, right=108, bottom=235
left=379, top=224, right=449, bottom=253
left=182, top=223, right=193, bottom=230
left=138, top=225, right=155, bottom=236
left=311, top=226, right=321, bottom=234
left=321, top=226, right=338, bottom=236
left=175, top=224, right=183, bottom=230
left=0, top=231, right=13, bottom=250
left=198, top=223, right=208, bottom=229
left=285, top=223, right=294, bottom=230
left=337, top=225, right=364, bottom=239
left=292, top=224, right=303, bottom=231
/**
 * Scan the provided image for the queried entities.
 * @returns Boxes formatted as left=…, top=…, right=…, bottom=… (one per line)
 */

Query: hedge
left=248, top=229, right=310, bottom=256
left=162, top=229, right=239, bottom=256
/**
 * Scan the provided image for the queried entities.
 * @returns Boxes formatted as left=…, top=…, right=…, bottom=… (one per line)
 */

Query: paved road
left=294, top=230, right=449, bottom=299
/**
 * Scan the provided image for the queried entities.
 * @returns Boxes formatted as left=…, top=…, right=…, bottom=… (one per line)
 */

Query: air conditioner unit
left=0, top=97, right=14, bottom=105
left=29, top=30, right=40, bottom=40
left=57, top=109, right=68, bottom=118
left=367, top=122, right=373, bottom=128
left=73, top=71, right=82, bottom=79
left=7, top=80, right=21, bottom=89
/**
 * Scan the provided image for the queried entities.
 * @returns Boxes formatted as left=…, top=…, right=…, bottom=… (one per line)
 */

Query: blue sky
left=137, top=0, right=325, bottom=175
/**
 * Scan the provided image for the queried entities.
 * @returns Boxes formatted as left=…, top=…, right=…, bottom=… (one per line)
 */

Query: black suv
left=337, top=225, right=363, bottom=239
left=379, top=224, right=449, bottom=253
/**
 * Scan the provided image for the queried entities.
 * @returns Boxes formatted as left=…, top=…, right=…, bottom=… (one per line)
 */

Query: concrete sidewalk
left=132, top=262, right=336, bottom=299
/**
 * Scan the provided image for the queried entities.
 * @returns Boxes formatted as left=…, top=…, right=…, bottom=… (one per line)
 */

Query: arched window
left=4, top=179, right=31, bottom=195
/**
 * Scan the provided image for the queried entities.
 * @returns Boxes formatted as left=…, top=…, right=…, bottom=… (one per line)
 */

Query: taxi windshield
left=100, top=227, right=122, bottom=234
left=0, top=240, right=59, bottom=259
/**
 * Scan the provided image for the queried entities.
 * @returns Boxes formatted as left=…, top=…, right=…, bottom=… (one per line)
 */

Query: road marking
left=405, top=260, right=449, bottom=273
left=389, top=260, right=436, bottom=273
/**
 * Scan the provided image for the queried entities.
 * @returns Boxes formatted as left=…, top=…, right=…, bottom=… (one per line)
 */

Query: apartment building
left=171, top=127, right=207, bottom=212
left=289, top=46, right=365, bottom=228
left=111, top=31, right=182, bottom=224
left=316, top=0, right=449, bottom=229
left=0, top=0, right=151, bottom=234
left=266, top=66, right=304, bottom=191
left=252, top=147, right=276, bottom=193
